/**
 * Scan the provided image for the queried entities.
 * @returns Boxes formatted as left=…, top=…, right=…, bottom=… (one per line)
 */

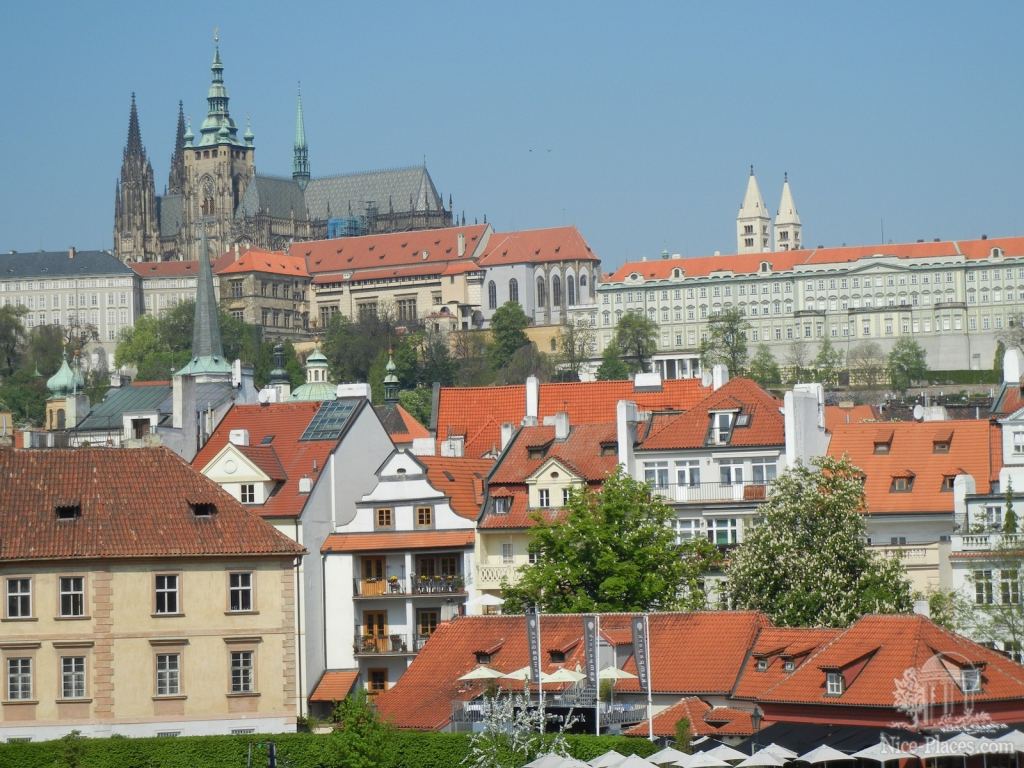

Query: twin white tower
left=736, top=166, right=802, bottom=254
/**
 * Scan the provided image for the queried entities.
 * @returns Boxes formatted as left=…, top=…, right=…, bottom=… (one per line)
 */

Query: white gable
left=201, top=443, right=271, bottom=484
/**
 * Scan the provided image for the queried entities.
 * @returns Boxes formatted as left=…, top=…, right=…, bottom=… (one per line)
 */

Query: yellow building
left=0, top=447, right=304, bottom=740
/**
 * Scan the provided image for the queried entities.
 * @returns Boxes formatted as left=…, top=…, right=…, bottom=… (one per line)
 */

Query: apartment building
left=128, top=261, right=200, bottom=318
left=215, top=248, right=311, bottom=337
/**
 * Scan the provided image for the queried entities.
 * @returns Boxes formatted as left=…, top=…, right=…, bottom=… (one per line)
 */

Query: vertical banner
left=631, top=614, right=651, bottom=693
left=583, top=614, right=600, bottom=689
left=526, top=605, right=542, bottom=684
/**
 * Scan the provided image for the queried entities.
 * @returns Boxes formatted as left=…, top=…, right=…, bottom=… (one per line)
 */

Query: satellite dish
left=258, top=389, right=271, bottom=404
left=913, top=404, right=924, bottom=421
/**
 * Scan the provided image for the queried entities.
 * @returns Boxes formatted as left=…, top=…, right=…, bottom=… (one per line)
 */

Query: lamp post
left=750, top=705, right=763, bottom=755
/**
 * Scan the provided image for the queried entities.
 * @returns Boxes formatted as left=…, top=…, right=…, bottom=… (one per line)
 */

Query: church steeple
left=113, top=93, right=159, bottom=262
left=167, top=101, right=187, bottom=195
left=176, top=222, right=231, bottom=378
left=198, top=30, right=242, bottom=147
left=774, top=172, right=802, bottom=252
left=292, top=85, right=310, bottom=188
left=736, top=165, right=770, bottom=254
left=125, top=93, right=144, bottom=158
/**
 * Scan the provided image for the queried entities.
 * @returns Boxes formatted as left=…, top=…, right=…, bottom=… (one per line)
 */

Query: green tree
left=613, top=312, right=657, bottom=373
left=748, top=344, right=781, bottom=387
left=0, top=368, right=46, bottom=425
left=813, top=337, right=845, bottom=386
left=451, top=330, right=495, bottom=386
left=673, top=717, right=692, bottom=753
left=848, top=341, right=887, bottom=388
left=496, top=342, right=554, bottom=385
left=995, top=340, right=1007, bottom=380
left=489, top=302, right=531, bottom=370
left=595, top=341, right=630, bottom=381
left=329, top=689, right=395, bottom=768
left=888, top=337, right=928, bottom=392
left=418, top=331, right=456, bottom=386
left=322, top=309, right=399, bottom=384
left=0, top=305, right=28, bottom=376
left=557, top=321, right=597, bottom=381
left=398, top=386, right=433, bottom=427
left=1005, top=482, right=1018, bottom=534
left=726, top=456, right=913, bottom=627
left=784, top=337, right=811, bottom=384
left=502, top=469, right=723, bottom=613
left=699, top=308, right=750, bottom=375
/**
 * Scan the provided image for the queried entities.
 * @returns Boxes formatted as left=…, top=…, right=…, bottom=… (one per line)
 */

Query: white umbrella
left=798, top=746, right=853, bottom=765
left=526, top=755, right=567, bottom=768
left=468, top=593, right=505, bottom=606
left=684, top=755, right=731, bottom=768
left=546, top=668, right=588, bottom=684
left=617, top=756, right=658, bottom=768
left=704, top=745, right=749, bottom=763
left=649, top=748, right=691, bottom=766
left=995, top=730, right=1024, bottom=752
left=557, top=760, right=592, bottom=768
left=599, top=666, right=638, bottom=680
left=589, top=751, right=627, bottom=768
left=763, top=745, right=797, bottom=760
left=503, top=665, right=536, bottom=681
left=458, top=665, right=505, bottom=681
left=852, top=742, right=915, bottom=764
left=736, top=750, right=788, bottom=768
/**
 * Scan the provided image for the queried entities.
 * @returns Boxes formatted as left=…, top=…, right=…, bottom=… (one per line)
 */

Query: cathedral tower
left=181, top=32, right=255, bottom=260
left=292, top=85, right=310, bottom=188
left=167, top=101, right=187, bottom=195
left=736, top=166, right=770, bottom=254
left=113, top=94, right=160, bottom=262
left=774, top=173, right=802, bottom=252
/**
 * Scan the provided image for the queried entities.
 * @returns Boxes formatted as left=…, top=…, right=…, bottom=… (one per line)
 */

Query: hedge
left=924, top=369, right=1000, bottom=385
left=0, top=729, right=657, bottom=768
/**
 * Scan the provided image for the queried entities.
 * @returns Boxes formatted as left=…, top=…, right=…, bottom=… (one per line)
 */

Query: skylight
left=301, top=400, right=358, bottom=441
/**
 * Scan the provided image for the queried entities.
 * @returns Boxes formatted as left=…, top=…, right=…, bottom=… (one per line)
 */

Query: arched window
left=487, top=281, right=497, bottom=310
left=536, top=277, right=546, bottom=308
left=568, top=276, right=576, bottom=306
left=550, top=338, right=557, bottom=352
left=57, top=409, right=66, bottom=430
left=580, top=272, right=588, bottom=287
left=602, top=310, right=610, bottom=326
left=552, top=275, right=562, bottom=307
left=509, top=278, right=519, bottom=304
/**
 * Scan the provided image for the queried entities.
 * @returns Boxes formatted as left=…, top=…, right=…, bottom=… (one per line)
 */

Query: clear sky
left=1, top=1, right=1021, bottom=269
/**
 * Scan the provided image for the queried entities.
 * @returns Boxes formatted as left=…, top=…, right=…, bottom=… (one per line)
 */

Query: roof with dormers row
left=128, top=260, right=201, bottom=278
left=216, top=248, right=310, bottom=277
left=477, top=226, right=598, bottom=266
left=606, top=235, right=1024, bottom=283
left=489, top=422, right=619, bottom=485
left=624, top=697, right=758, bottom=738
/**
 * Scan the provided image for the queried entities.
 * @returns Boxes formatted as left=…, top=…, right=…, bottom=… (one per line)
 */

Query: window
left=367, top=668, right=387, bottom=693
left=240, top=483, right=255, bottom=504
left=562, top=487, right=570, bottom=506
left=6, top=578, right=31, bottom=618
left=487, top=281, right=497, bottom=310
left=375, top=508, right=393, bottom=529
left=528, top=549, right=540, bottom=564
left=644, top=461, right=669, bottom=489
left=673, top=518, right=699, bottom=543
left=751, top=460, right=777, bottom=484
left=719, top=462, right=743, bottom=486
left=783, top=659, right=796, bottom=672
left=536, top=277, right=546, bottom=308
left=229, top=572, right=253, bottom=612
left=975, top=570, right=994, bottom=605
left=942, top=475, right=956, bottom=492
left=230, top=280, right=243, bottom=299
left=1002, top=570, right=1020, bottom=605
left=538, top=489, right=550, bottom=508
left=874, top=441, right=891, bottom=455
left=7, top=658, right=31, bottom=701
left=418, top=609, right=440, bottom=637
left=156, top=653, right=180, bottom=696
left=509, top=278, right=519, bottom=303
left=826, top=671, right=844, bottom=696
left=961, top=668, right=981, bottom=693
left=568, top=276, right=576, bottom=306
left=756, top=659, right=768, bottom=672
left=501, top=543, right=514, bottom=564
left=61, top=656, right=86, bottom=699
left=552, top=275, right=562, bottom=307
left=708, top=518, right=739, bottom=546
left=155, top=574, right=179, bottom=614
left=1014, top=432, right=1024, bottom=455
left=230, top=650, right=254, bottom=693
left=676, top=461, right=701, bottom=487
left=416, top=506, right=433, bottom=528
left=59, top=576, right=85, bottom=617
left=711, top=412, right=734, bottom=444
left=890, top=476, right=913, bottom=492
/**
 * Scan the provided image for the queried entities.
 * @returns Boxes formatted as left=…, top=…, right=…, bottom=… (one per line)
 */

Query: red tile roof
left=193, top=401, right=337, bottom=519
left=477, top=226, right=599, bottom=267
left=732, top=627, right=842, bottom=700
left=826, top=419, right=1002, bottom=515
left=238, top=445, right=287, bottom=481
left=321, top=530, right=475, bottom=554
left=607, top=236, right=1024, bottom=283
left=393, top=404, right=431, bottom=441
left=490, top=423, right=619, bottom=485
left=478, top=485, right=567, bottom=530
left=824, top=404, right=881, bottom=432
left=216, top=248, right=310, bottom=277
left=310, top=670, right=359, bottom=702
left=419, top=456, right=493, bottom=520
left=640, top=378, right=784, bottom=450
left=625, top=697, right=758, bottom=738
left=436, top=378, right=710, bottom=458
left=0, top=447, right=303, bottom=561
left=128, top=261, right=200, bottom=278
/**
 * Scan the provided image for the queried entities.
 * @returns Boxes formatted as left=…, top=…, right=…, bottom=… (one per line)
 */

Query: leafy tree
left=463, top=688, right=574, bottom=768
left=595, top=341, right=630, bottom=381
left=0, top=305, right=27, bottom=376
left=784, top=337, right=811, bottom=383
left=329, top=689, right=396, bottom=768
left=0, top=368, right=46, bottom=425
left=1006, top=482, right=1018, bottom=535
left=673, top=717, right=692, bottom=753
left=22, top=324, right=64, bottom=378
left=502, top=469, right=723, bottom=613
left=848, top=341, right=887, bottom=388
left=924, top=588, right=966, bottom=631
left=322, top=309, right=399, bottom=384
left=699, top=308, right=750, bottom=375
left=727, top=455, right=913, bottom=627
left=418, top=330, right=457, bottom=386
left=489, top=302, right=531, bottom=370
left=496, top=342, right=554, bottom=385
left=451, top=330, right=495, bottom=386
left=399, top=387, right=433, bottom=427
left=557, top=321, right=597, bottom=381
left=995, top=340, right=1007, bottom=380
left=813, top=337, right=844, bottom=386
left=748, top=344, right=781, bottom=387
left=888, top=337, right=928, bottom=392
left=613, top=312, right=657, bottom=373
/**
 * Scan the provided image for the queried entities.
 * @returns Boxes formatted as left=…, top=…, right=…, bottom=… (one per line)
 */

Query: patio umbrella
left=546, top=668, right=588, bottom=684
left=649, top=748, right=691, bottom=766
left=684, top=755, right=731, bottom=768
left=526, top=754, right=567, bottom=768
left=468, top=594, right=505, bottom=606
left=503, top=666, right=536, bottom=681
left=995, top=730, right=1024, bottom=752
left=763, top=745, right=797, bottom=760
left=458, top=665, right=505, bottom=681
left=589, top=751, right=627, bottom=768
left=797, top=745, right=854, bottom=766
left=735, top=750, right=788, bottom=768
left=703, top=745, right=749, bottom=763
left=599, top=666, right=639, bottom=680
left=852, top=742, right=916, bottom=764
left=618, top=756, right=658, bottom=768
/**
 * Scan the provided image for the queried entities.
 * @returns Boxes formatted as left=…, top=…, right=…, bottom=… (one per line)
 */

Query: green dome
left=306, top=349, right=328, bottom=365
left=46, top=355, right=84, bottom=397
left=290, top=382, right=337, bottom=402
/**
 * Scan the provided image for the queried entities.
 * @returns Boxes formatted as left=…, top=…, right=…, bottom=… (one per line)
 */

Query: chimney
left=441, top=434, right=465, bottom=458
left=298, top=476, right=313, bottom=493
left=68, top=247, right=76, bottom=260
left=500, top=422, right=516, bottom=451
left=457, top=232, right=466, bottom=257
left=912, top=598, right=930, bottom=618
left=229, top=429, right=250, bottom=447
left=784, top=383, right=828, bottom=466
left=523, top=375, right=539, bottom=426
left=234, top=243, right=240, bottom=261
left=711, top=364, right=729, bottom=391
left=616, top=400, right=638, bottom=471
left=553, top=411, right=570, bottom=440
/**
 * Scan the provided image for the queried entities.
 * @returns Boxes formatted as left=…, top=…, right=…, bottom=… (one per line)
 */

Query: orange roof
left=128, top=260, right=200, bottom=277
left=490, top=423, right=618, bottom=485
left=477, top=226, right=599, bottom=266
left=321, top=530, right=475, bottom=554
left=216, top=248, right=310, bottom=277
left=193, top=401, right=338, bottom=519
left=827, top=419, right=1002, bottom=514
left=374, top=403, right=431, bottom=444
left=824, top=404, right=881, bottom=432
left=436, top=378, right=710, bottom=458
left=0, top=447, right=304, bottom=561
left=640, top=378, right=783, bottom=450
left=310, top=670, right=359, bottom=702
left=732, top=627, right=842, bottom=700
left=419, top=456, right=493, bottom=520
left=299, top=224, right=489, bottom=276
left=625, top=697, right=758, bottom=738
left=607, top=235, right=1024, bottom=282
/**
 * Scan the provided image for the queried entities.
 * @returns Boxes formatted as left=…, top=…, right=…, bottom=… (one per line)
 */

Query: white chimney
left=336, top=382, right=373, bottom=400
left=712, top=364, right=729, bottom=391
left=298, top=476, right=313, bottom=494
left=701, top=369, right=714, bottom=388
left=784, top=383, right=828, bottom=466
left=500, top=422, right=516, bottom=451
left=1005, top=347, right=1024, bottom=385
left=457, top=232, right=466, bottom=257
left=410, top=436, right=436, bottom=456
left=68, top=247, right=76, bottom=260
left=441, top=435, right=465, bottom=458
left=523, top=375, right=539, bottom=426
left=616, top=400, right=638, bottom=470
left=553, top=412, right=570, bottom=440
left=229, top=429, right=250, bottom=447
left=234, top=243, right=240, bottom=261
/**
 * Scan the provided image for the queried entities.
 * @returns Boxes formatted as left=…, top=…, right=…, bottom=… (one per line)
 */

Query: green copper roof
left=290, top=382, right=337, bottom=402
left=198, top=37, right=246, bottom=148
left=306, top=348, right=328, bottom=365
left=47, top=354, right=84, bottom=397
left=292, top=86, right=310, bottom=184
left=176, top=222, right=230, bottom=377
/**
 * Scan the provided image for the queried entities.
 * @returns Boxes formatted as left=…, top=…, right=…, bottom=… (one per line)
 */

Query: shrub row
left=924, top=369, right=1001, bottom=385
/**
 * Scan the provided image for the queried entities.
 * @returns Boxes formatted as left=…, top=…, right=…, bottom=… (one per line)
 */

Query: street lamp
left=750, top=705, right=763, bottom=755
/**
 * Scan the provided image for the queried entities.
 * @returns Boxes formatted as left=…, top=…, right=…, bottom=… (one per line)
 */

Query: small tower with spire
left=383, top=351, right=399, bottom=404
left=167, top=101, right=187, bottom=195
left=176, top=221, right=231, bottom=380
left=292, top=85, right=310, bottom=189
left=113, top=93, right=161, bottom=262
left=269, top=343, right=292, bottom=400
left=736, top=165, right=770, bottom=254
left=774, top=172, right=802, bottom=252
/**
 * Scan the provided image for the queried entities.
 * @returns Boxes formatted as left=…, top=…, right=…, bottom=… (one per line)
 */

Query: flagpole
left=645, top=614, right=654, bottom=741
left=536, top=604, right=544, bottom=735
left=595, top=614, right=601, bottom=736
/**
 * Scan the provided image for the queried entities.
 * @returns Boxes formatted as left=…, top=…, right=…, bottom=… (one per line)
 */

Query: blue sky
left=1, top=1, right=1021, bottom=269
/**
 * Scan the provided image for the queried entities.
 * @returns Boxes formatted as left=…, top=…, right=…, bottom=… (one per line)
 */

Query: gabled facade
left=215, top=247, right=311, bottom=337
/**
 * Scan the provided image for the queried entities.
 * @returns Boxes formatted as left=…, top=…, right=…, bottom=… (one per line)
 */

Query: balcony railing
left=953, top=533, right=1024, bottom=552
left=353, top=632, right=429, bottom=655
left=476, top=564, right=521, bottom=589
left=450, top=696, right=646, bottom=728
left=353, top=575, right=466, bottom=597
left=649, top=481, right=773, bottom=504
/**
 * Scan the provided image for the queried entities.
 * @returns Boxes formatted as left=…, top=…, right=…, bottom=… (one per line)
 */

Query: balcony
left=476, top=564, right=521, bottom=590
left=353, top=575, right=466, bottom=598
left=649, top=481, right=773, bottom=505
left=952, top=533, right=1024, bottom=552
left=353, top=632, right=428, bottom=656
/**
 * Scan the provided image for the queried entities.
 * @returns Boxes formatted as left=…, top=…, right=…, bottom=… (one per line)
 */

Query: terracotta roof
left=824, top=405, right=881, bottom=432
left=418, top=456, right=493, bottom=520
left=992, top=382, right=1024, bottom=417
left=299, top=224, right=489, bottom=276
left=128, top=261, right=200, bottom=278
left=640, top=378, right=784, bottom=450
left=0, top=447, right=303, bottom=561
left=757, top=614, right=1024, bottom=707
left=374, top=403, right=431, bottom=443
left=310, top=670, right=359, bottom=702
left=477, top=226, right=599, bottom=266
left=732, top=627, right=843, bottom=700
left=607, top=236, right=1024, bottom=283
left=436, top=378, right=709, bottom=458
left=216, top=248, right=310, bottom=277
left=321, top=530, right=475, bottom=554
left=193, top=401, right=337, bottom=519
left=490, top=423, right=618, bottom=485
left=625, top=697, right=758, bottom=738
left=826, top=419, right=1002, bottom=515
left=237, top=445, right=287, bottom=481
left=478, top=485, right=570, bottom=530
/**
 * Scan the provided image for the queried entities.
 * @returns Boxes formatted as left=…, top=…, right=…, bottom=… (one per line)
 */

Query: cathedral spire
left=168, top=101, right=187, bottom=195
left=198, top=29, right=241, bottom=147
left=736, top=166, right=770, bottom=254
left=125, top=93, right=144, bottom=159
left=177, top=221, right=230, bottom=377
left=114, top=93, right=159, bottom=262
left=774, top=172, right=802, bottom=252
left=292, top=84, right=310, bottom=187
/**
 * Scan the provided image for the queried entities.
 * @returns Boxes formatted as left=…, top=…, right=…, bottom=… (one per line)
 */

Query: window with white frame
left=230, top=650, right=255, bottom=693
left=708, top=518, right=739, bottom=546
left=538, top=489, right=550, bottom=508
left=751, top=459, right=777, bottom=485
left=961, top=667, right=981, bottom=693
left=1014, top=432, right=1024, bottom=455
left=974, top=570, right=994, bottom=605
left=155, top=574, right=179, bottom=614
left=711, top=412, right=734, bottom=444
left=7, top=658, right=31, bottom=700
left=643, top=461, right=669, bottom=489
left=6, top=578, right=31, bottom=619
left=1001, top=569, right=1021, bottom=605
left=675, top=461, right=701, bottom=487
left=719, top=461, right=744, bottom=486
left=155, top=653, right=180, bottom=696
left=240, top=484, right=255, bottom=504
left=229, top=572, right=253, bottom=612
left=562, top=487, right=571, bottom=506
left=673, top=518, right=700, bottom=543
left=59, top=576, right=85, bottom=617
left=984, top=505, right=1003, bottom=529
left=501, top=543, right=514, bottom=564
left=61, top=656, right=86, bottom=699
left=826, top=671, right=844, bottom=695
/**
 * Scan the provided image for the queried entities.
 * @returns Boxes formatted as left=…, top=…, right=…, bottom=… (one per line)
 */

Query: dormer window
left=933, top=440, right=950, bottom=454
left=873, top=441, right=890, bottom=455
left=942, top=475, right=956, bottom=492
left=760, top=261, right=771, bottom=273
left=783, top=659, right=795, bottom=672
left=475, top=652, right=491, bottom=664
left=190, top=502, right=216, bottom=517
left=890, top=476, right=914, bottom=493
left=528, top=447, right=547, bottom=460
left=549, top=651, right=566, bottom=663
left=756, top=659, right=768, bottom=672
left=492, top=497, right=511, bottom=515
left=711, top=412, right=735, bottom=445
left=55, top=504, right=81, bottom=520
left=826, top=671, right=844, bottom=696
left=961, top=667, right=981, bottom=693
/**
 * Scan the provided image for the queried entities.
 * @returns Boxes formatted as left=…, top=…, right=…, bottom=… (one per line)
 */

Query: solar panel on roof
left=301, top=400, right=358, bottom=441
left=261, top=435, right=275, bottom=445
